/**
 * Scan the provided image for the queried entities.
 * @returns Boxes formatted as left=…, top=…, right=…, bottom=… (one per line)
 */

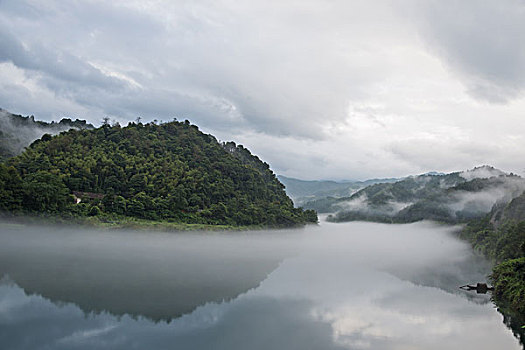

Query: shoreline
left=0, top=213, right=314, bottom=232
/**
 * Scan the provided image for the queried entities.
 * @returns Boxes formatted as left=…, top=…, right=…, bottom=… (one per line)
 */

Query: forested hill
left=308, top=166, right=525, bottom=224
left=277, top=175, right=399, bottom=206
left=0, top=120, right=317, bottom=227
left=459, top=192, right=525, bottom=316
left=0, top=109, right=94, bottom=160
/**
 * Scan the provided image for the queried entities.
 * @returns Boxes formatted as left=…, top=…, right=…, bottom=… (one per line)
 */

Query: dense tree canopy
left=460, top=194, right=525, bottom=316
left=0, top=121, right=317, bottom=227
left=320, top=169, right=525, bottom=224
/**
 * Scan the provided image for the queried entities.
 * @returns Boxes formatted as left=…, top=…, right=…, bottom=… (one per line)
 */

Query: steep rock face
left=2, top=120, right=317, bottom=226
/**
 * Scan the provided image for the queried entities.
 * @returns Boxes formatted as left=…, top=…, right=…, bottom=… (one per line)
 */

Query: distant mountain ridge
left=301, top=165, right=525, bottom=224
left=277, top=175, right=399, bottom=206
left=0, top=108, right=94, bottom=160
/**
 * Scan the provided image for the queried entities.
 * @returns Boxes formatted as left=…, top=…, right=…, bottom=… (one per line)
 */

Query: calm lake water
left=0, top=220, right=522, bottom=349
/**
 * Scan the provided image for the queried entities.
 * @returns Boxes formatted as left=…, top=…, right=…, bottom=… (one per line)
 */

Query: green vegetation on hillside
left=460, top=193, right=525, bottom=316
left=320, top=167, right=525, bottom=225
left=460, top=218, right=525, bottom=262
left=277, top=175, right=398, bottom=206
left=0, top=120, right=317, bottom=227
left=306, top=171, right=462, bottom=214
left=491, top=258, right=525, bottom=315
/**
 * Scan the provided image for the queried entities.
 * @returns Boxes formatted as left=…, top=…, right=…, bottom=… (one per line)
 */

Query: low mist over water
left=0, top=220, right=521, bottom=349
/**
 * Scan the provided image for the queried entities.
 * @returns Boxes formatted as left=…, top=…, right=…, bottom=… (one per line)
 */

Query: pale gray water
left=0, top=220, right=521, bottom=349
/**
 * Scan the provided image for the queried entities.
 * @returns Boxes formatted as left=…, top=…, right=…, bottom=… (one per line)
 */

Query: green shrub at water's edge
left=460, top=199, right=525, bottom=319
left=491, top=257, right=525, bottom=315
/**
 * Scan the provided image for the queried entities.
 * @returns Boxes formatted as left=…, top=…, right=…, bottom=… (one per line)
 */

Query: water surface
left=0, top=220, right=521, bottom=349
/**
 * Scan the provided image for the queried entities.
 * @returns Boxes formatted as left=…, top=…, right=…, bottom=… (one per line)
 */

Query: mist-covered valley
left=1, top=109, right=525, bottom=348
left=3, top=0, right=525, bottom=348
left=298, top=166, right=525, bottom=225
left=4, top=29, right=525, bottom=346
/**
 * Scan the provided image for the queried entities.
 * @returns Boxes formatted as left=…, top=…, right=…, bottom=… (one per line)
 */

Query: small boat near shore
left=460, top=283, right=494, bottom=294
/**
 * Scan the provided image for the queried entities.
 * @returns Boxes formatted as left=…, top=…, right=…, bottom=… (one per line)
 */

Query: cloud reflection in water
left=0, top=221, right=521, bottom=349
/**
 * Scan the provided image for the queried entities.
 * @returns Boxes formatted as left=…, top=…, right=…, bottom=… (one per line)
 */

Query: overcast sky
left=1, top=0, right=525, bottom=180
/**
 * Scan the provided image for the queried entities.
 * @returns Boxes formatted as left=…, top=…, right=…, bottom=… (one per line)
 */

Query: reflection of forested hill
left=0, top=225, right=285, bottom=321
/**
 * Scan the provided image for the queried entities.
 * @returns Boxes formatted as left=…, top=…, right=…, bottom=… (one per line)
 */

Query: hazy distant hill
left=278, top=175, right=399, bottom=206
left=0, top=108, right=94, bottom=160
left=306, top=166, right=525, bottom=224
left=304, top=170, right=464, bottom=215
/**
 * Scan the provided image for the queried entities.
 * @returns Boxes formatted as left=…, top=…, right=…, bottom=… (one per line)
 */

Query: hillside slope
left=0, top=108, right=93, bottom=160
left=304, top=171, right=464, bottom=214
left=277, top=175, right=398, bottom=206
left=313, top=166, right=525, bottom=224
left=459, top=193, right=525, bottom=316
left=0, top=121, right=317, bottom=227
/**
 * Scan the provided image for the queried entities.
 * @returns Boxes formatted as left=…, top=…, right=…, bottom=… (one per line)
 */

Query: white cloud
left=413, top=0, right=525, bottom=103
left=1, top=0, right=525, bottom=179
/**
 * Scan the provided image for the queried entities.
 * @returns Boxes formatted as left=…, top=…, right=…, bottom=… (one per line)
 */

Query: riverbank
left=0, top=213, right=268, bottom=232
left=492, top=257, right=525, bottom=315
left=459, top=218, right=525, bottom=320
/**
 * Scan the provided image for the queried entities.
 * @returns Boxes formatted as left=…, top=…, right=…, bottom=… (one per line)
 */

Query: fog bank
left=0, top=220, right=519, bottom=349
